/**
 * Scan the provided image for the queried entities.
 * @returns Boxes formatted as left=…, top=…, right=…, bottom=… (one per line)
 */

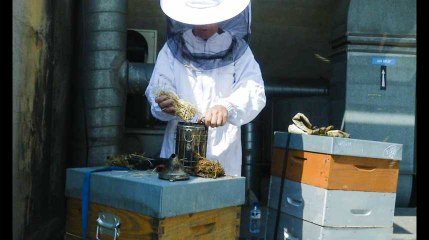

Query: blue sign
left=371, top=57, right=396, bottom=65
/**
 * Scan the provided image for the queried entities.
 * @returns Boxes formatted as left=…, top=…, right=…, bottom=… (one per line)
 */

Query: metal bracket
left=96, top=212, right=121, bottom=240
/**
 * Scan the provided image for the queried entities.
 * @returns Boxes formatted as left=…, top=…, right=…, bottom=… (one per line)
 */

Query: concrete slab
left=393, top=208, right=417, bottom=240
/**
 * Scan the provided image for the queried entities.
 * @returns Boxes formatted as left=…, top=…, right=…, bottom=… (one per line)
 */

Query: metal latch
left=96, top=212, right=121, bottom=240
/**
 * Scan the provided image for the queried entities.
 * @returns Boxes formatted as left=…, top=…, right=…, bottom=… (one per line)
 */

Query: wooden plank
left=159, top=206, right=241, bottom=240
left=65, top=198, right=241, bottom=240
left=271, top=148, right=330, bottom=187
left=14, top=0, right=74, bottom=238
left=271, top=148, right=399, bottom=192
left=328, top=154, right=399, bottom=192
left=286, top=149, right=331, bottom=189
left=64, top=232, right=83, bottom=240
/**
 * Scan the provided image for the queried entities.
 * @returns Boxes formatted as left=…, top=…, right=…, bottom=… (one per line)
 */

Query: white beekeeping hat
left=160, top=0, right=250, bottom=25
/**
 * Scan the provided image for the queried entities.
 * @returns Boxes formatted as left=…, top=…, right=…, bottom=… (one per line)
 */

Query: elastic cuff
left=152, top=105, right=176, bottom=121
left=214, top=99, right=237, bottom=120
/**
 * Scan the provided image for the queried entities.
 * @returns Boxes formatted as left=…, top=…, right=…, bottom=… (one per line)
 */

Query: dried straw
left=157, top=90, right=198, bottom=122
left=194, top=158, right=225, bottom=179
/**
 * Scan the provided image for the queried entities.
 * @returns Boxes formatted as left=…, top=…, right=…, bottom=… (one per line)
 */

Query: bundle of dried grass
left=105, top=154, right=134, bottom=169
left=157, top=90, right=198, bottom=122
left=105, top=153, right=154, bottom=170
left=194, top=158, right=225, bottom=179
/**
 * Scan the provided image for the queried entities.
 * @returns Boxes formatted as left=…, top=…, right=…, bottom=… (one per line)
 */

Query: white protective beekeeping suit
left=145, top=0, right=266, bottom=176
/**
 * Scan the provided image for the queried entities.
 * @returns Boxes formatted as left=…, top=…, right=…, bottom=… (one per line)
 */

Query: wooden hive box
left=64, top=168, right=245, bottom=240
left=267, top=177, right=396, bottom=227
left=65, top=198, right=241, bottom=240
left=270, top=132, right=402, bottom=192
left=265, top=208, right=393, bottom=240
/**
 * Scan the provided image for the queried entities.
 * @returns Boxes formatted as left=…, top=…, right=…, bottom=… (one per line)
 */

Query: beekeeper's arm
left=144, top=44, right=178, bottom=121
left=212, top=48, right=266, bottom=126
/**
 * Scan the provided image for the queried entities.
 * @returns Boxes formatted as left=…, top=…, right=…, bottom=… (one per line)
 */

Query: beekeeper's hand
left=199, top=105, right=228, bottom=128
left=155, top=95, right=176, bottom=115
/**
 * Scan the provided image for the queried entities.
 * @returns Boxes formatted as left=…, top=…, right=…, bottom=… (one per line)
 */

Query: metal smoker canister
left=175, top=122, right=208, bottom=173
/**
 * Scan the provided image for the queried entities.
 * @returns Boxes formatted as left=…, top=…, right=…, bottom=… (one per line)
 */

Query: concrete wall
left=252, top=0, right=338, bottom=82
left=128, top=0, right=167, bottom=57
left=13, top=0, right=74, bottom=239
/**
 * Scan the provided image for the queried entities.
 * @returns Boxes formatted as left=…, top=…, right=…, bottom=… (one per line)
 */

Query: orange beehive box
left=270, top=132, right=402, bottom=192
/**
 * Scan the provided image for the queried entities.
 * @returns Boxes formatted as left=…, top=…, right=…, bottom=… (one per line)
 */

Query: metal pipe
left=126, top=62, right=154, bottom=94
left=265, top=83, right=329, bottom=97
left=80, top=0, right=157, bottom=166
left=83, top=0, right=128, bottom=166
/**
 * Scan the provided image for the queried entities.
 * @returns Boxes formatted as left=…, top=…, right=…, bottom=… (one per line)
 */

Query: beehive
left=64, top=168, right=245, bottom=239
left=266, top=132, right=402, bottom=239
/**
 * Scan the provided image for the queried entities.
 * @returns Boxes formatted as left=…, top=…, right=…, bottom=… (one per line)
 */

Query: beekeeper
left=145, top=0, right=266, bottom=176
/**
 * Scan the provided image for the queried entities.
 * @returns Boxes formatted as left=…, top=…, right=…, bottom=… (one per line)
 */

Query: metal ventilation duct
left=80, top=0, right=153, bottom=166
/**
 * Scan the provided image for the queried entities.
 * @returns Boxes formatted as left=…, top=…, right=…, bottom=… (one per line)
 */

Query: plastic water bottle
left=249, top=202, right=261, bottom=234
left=284, top=227, right=289, bottom=240
left=284, top=227, right=297, bottom=240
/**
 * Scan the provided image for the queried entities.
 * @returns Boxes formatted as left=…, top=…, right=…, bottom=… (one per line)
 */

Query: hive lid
left=273, top=132, right=402, bottom=161
left=65, top=167, right=245, bottom=218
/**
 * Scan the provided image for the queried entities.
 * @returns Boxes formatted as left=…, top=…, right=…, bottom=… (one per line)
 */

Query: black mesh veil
left=165, top=3, right=252, bottom=70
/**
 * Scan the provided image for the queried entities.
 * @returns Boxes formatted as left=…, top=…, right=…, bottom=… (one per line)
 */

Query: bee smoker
left=175, top=122, right=208, bottom=174
left=158, top=122, right=208, bottom=181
